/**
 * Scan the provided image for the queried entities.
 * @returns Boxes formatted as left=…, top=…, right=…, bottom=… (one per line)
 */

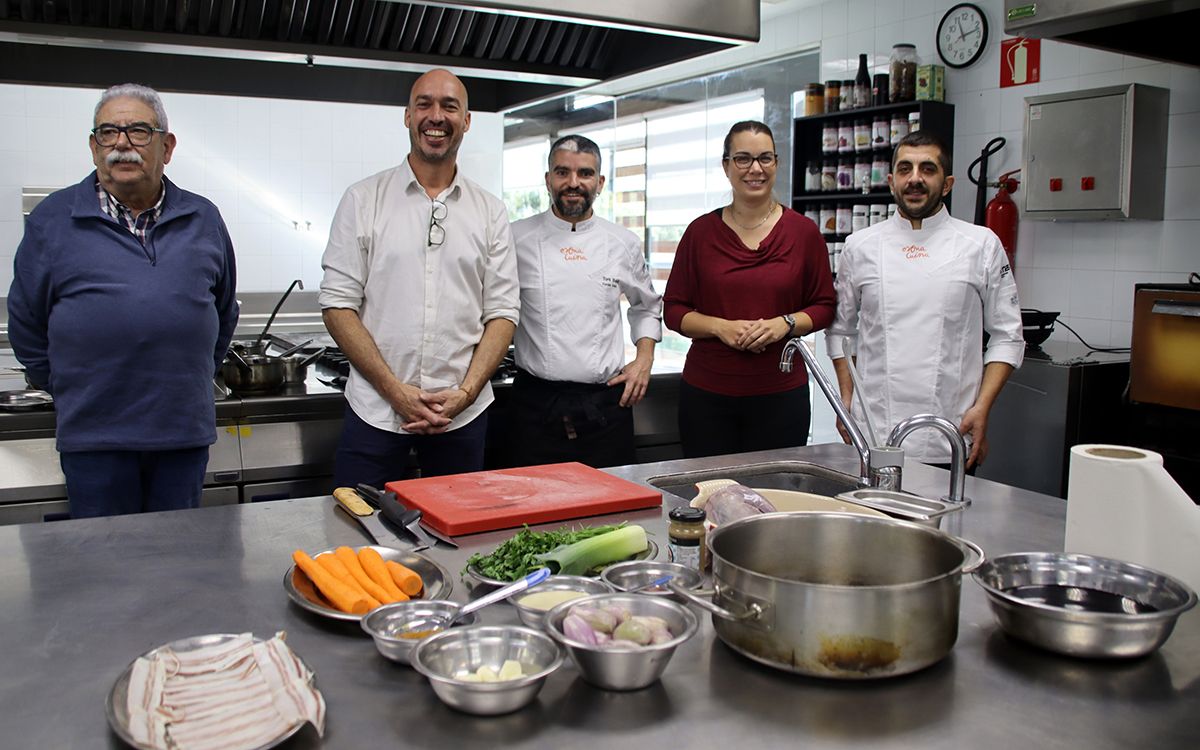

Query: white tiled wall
left=601, top=0, right=1200, bottom=349
left=0, top=84, right=502, bottom=294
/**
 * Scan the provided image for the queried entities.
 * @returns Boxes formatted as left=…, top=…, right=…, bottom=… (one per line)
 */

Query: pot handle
left=668, top=580, right=763, bottom=623
left=297, top=347, right=326, bottom=368
left=226, top=348, right=252, bottom=373
left=957, top=537, right=986, bottom=574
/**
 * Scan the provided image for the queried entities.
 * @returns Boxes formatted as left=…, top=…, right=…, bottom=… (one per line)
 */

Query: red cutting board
left=383, top=462, right=662, bottom=537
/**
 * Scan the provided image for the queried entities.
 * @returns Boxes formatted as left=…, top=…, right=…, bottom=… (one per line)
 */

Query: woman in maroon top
left=664, top=120, right=836, bottom=458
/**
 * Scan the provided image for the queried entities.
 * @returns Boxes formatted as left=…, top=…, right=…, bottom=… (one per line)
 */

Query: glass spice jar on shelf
left=824, top=80, right=841, bottom=113
left=890, top=44, right=917, bottom=102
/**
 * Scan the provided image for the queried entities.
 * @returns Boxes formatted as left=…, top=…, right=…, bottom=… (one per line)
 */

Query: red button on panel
left=1050, top=178, right=1063, bottom=192
left=1081, top=176, right=1095, bottom=190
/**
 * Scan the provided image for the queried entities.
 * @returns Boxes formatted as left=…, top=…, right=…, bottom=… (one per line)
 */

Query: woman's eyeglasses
left=428, top=200, right=447, bottom=246
left=724, top=152, right=777, bottom=169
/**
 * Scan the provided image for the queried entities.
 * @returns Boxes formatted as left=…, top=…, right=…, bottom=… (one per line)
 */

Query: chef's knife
left=357, top=483, right=456, bottom=549
left=331, top=487, right=417, bottom=550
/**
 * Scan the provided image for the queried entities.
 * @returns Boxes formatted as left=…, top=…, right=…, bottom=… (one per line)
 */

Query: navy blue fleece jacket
left=7, top=173, right=238, bottom=452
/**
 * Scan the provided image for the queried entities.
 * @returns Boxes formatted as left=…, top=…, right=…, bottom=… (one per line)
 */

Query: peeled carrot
left=385, top=560, right=424, bottom=597
left=358, top=548, right=409, bottom=602
left=292, top=550, right=370, bottom=615
left=334, top=546, right=396, bottom=604
left=316, top=554, right=382, bottom=609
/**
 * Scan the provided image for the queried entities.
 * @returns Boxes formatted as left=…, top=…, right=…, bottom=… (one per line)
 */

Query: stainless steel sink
left=646, top=460, right=862, bottom=501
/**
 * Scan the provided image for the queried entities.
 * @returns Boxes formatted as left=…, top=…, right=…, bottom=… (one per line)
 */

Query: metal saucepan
left=670, top=511, right=984, bottom=679
left=229, top=339, right=269, bottom=356
left=282, top=347, right=326, bottom=384
left=221, top=349, right=285, bottom=394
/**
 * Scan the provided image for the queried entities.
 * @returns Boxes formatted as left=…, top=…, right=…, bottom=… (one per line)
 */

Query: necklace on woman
left=728, top=202, right=778, bottom=231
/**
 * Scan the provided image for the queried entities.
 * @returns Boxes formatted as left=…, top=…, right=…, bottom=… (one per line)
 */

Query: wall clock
left=937, top=3, right=989, bottom=69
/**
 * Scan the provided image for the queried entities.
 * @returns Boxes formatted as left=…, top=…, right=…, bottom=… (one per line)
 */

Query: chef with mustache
left=825, top=131, right=1024, bottom=470
left=320, top=69, right=519, bottom=486
left=504, top=134, right=662, bottom=468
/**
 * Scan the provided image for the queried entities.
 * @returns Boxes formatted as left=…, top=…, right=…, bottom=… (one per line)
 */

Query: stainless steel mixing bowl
left=544, top=593, right=698, bottom=691
left=973, top=552, right=1197, bottom=658
left=360, top=600, right=477, bottom=665
left=411, top=625, right=562, bottom=715
left=508, top=576, right=613, bottom=629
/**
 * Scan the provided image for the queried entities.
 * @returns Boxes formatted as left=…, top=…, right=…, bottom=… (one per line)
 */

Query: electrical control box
left=1022, top=84, right=1169, bottom=220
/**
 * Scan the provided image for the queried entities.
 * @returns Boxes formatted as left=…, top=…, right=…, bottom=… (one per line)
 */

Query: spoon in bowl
left=402, top=568, right=552, bottom=634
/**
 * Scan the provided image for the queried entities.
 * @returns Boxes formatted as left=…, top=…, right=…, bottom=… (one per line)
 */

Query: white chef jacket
left=318, top=158, right=520, bottom=433
left=825, top=207, right=1023, bottom=462
left=510, top=210, right=662, bottom=384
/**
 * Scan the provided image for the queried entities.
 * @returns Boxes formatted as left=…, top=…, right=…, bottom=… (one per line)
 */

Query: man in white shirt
left=826, top=131, right=1023, bottom=468
left=506, top=134, right=662, bottom=468
left=319, top=69, right=519, bottom=486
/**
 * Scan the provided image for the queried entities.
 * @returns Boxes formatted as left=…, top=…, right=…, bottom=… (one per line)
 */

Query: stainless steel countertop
left=0, top=444, right=1196, bottom=749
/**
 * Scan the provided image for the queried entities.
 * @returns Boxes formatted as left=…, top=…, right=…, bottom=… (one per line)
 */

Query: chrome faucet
left=886, top=414, right=968, bottom=505
left=780, top=337, right=872, bottom=486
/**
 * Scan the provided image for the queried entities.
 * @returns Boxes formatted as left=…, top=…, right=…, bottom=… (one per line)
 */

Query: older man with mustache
left=825, top=131, right=1024, bottom=471
left=320, top=69, right=519, bottom=486
left=7, top=83, right=239, bottom=517
left=504, top=134, right=661, bottom=468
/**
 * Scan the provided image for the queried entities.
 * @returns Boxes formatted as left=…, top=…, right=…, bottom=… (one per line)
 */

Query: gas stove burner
left=317, top=349, right=350, bottom=377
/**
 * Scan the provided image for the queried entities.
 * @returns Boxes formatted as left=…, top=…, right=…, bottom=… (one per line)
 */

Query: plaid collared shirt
left=96, top=180, right=165, bottom=245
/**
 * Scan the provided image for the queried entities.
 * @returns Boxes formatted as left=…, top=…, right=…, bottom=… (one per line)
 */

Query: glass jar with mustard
left=668, top=506, right=708, bottom=572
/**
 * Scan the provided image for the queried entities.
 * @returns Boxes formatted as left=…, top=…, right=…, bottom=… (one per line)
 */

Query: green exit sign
left=1008, top=4, right=1037, bottom=21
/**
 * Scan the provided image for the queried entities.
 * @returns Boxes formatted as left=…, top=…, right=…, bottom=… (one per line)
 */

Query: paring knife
left=356, top=484, right=456, bottom=549
left=332, top=487, right=417, bottom=550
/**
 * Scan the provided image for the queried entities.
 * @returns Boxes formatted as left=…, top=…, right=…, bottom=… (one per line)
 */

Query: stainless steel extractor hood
left=1004, top=0, right=1200, bottom=66
left=0, top=0, right=759, bottom=109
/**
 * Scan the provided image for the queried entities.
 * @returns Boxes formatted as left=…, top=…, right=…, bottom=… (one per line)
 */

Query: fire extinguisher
left=986, top=169, right=1020, bottom=270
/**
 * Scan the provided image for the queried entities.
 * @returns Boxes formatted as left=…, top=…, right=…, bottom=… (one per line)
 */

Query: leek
left=535, top=525, right=648, bottom=576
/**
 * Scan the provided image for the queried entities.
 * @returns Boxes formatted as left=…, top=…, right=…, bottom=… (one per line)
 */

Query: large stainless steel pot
left=671, top=511, right=983, bottom=679
left=221, top=351, right=285, bottom=394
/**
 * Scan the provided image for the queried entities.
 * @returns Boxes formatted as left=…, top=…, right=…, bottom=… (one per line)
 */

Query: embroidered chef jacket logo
left=560, top=246, right=587, bottom=262
left=902, top=243, right=929, bottom=260
left=1000, top=263, right=1012, bottom=279
left=599, top=275, right=619, bottom=288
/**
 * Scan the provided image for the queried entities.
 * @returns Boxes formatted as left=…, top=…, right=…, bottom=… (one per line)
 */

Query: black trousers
left=678, top=379, right=811, bottom=459
left=505, top=369, right=635, bottom=469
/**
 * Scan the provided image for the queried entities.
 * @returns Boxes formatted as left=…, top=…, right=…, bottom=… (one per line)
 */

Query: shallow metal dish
left=0, top=389, right=54, bottom=412
left=412, top=625, right=562, bottom=715
left=509, top=576, right=614, bottom=628
left=544, top=593, right=699, bottom=691
left=284, top=545, right=451, bottom=622
left=835, top=488, right=963, bottom=528
left=466, top=540, right=659, bottom=587
left=106, top=633, right=318, bottom=750
left=973, top=552, right=1197, bottom=658
left=601, top=560, right=704, bottom=597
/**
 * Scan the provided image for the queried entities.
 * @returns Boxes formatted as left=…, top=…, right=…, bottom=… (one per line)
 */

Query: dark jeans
left=60, top=446, right=209, bottom=518
left=504, top=369, right=635, bottom=469
left=678, top=380, right=812, bottom=459
left=333, top=405, right=488, bottom=489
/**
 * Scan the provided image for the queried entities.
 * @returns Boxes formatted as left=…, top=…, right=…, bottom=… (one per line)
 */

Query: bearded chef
left=825, top=131, right=1023, bottom=469
left=505, top=134, right=662, bottom=468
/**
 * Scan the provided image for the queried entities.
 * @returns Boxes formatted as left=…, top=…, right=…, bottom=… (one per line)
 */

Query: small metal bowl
left=361, top=600, right=478, bottom=666
left=601, top=560, right=703, bottom=598
left=509, top=576, right=613, bottom=629
left=544, top=593, right=699, bottom=691
left=412, top=625, right=562, bottom=715
left=973, top=552, right=1198, bottom=658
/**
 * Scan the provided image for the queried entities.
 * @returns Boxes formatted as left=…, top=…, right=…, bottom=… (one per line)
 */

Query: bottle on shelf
left=855, top=155, right=872, bottom=193
left=822, top=121, right=838, bottom=154
left=890, top=112, right=910, bottom=145
left=854, top=54, right=872, bottom=109
left=804, top=206, right=821, bottom=226
left=836, top=204, right=853, bottom=235
left=870, top=204, right=887, bottom=225
left=908, top=111, right=921, bottom=133
left=889, top=44, right=917, bottom=103
left=871, top=154, right=890, bottom=188
left=804, top=83, right=825, bottom=116
left=819, top=204, right=837, bottom=235
left=821, top=160, right=838, bottom=191
left=838, top=120, right=854, bottom=154
left=852, top=204, right=869, bottom=233
left=805, top=161, right=822, bottom=192
left=872, top=73, right=890, bottom=106
left=854, top=119, right=871, bottom=152
left=840, top=79, right=855, bottom=111
left=872, top=116, right=889, bottom=149
left=825, top=80, right=841, bottom=113
left=837, top=158, right=854, bottom=191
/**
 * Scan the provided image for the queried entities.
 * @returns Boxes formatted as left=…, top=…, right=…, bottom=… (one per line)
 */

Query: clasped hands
left=717, top=317, right=792, bottom=354
left=388, top=382, right=473, bottom=434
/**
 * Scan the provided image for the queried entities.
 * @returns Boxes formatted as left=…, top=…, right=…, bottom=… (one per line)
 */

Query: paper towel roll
left=1066, top=444, right=1200, bottom=591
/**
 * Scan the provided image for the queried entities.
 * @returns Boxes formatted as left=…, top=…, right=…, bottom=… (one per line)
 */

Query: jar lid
left=807, top=82, right=824, bottom=91
left=892, top=43, right=916, bottom=49
left=842, top=79, right=855, bottom=85
left=669, top=506, right=706, bottom=523
left=825, top=79, right=841, bottom=87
